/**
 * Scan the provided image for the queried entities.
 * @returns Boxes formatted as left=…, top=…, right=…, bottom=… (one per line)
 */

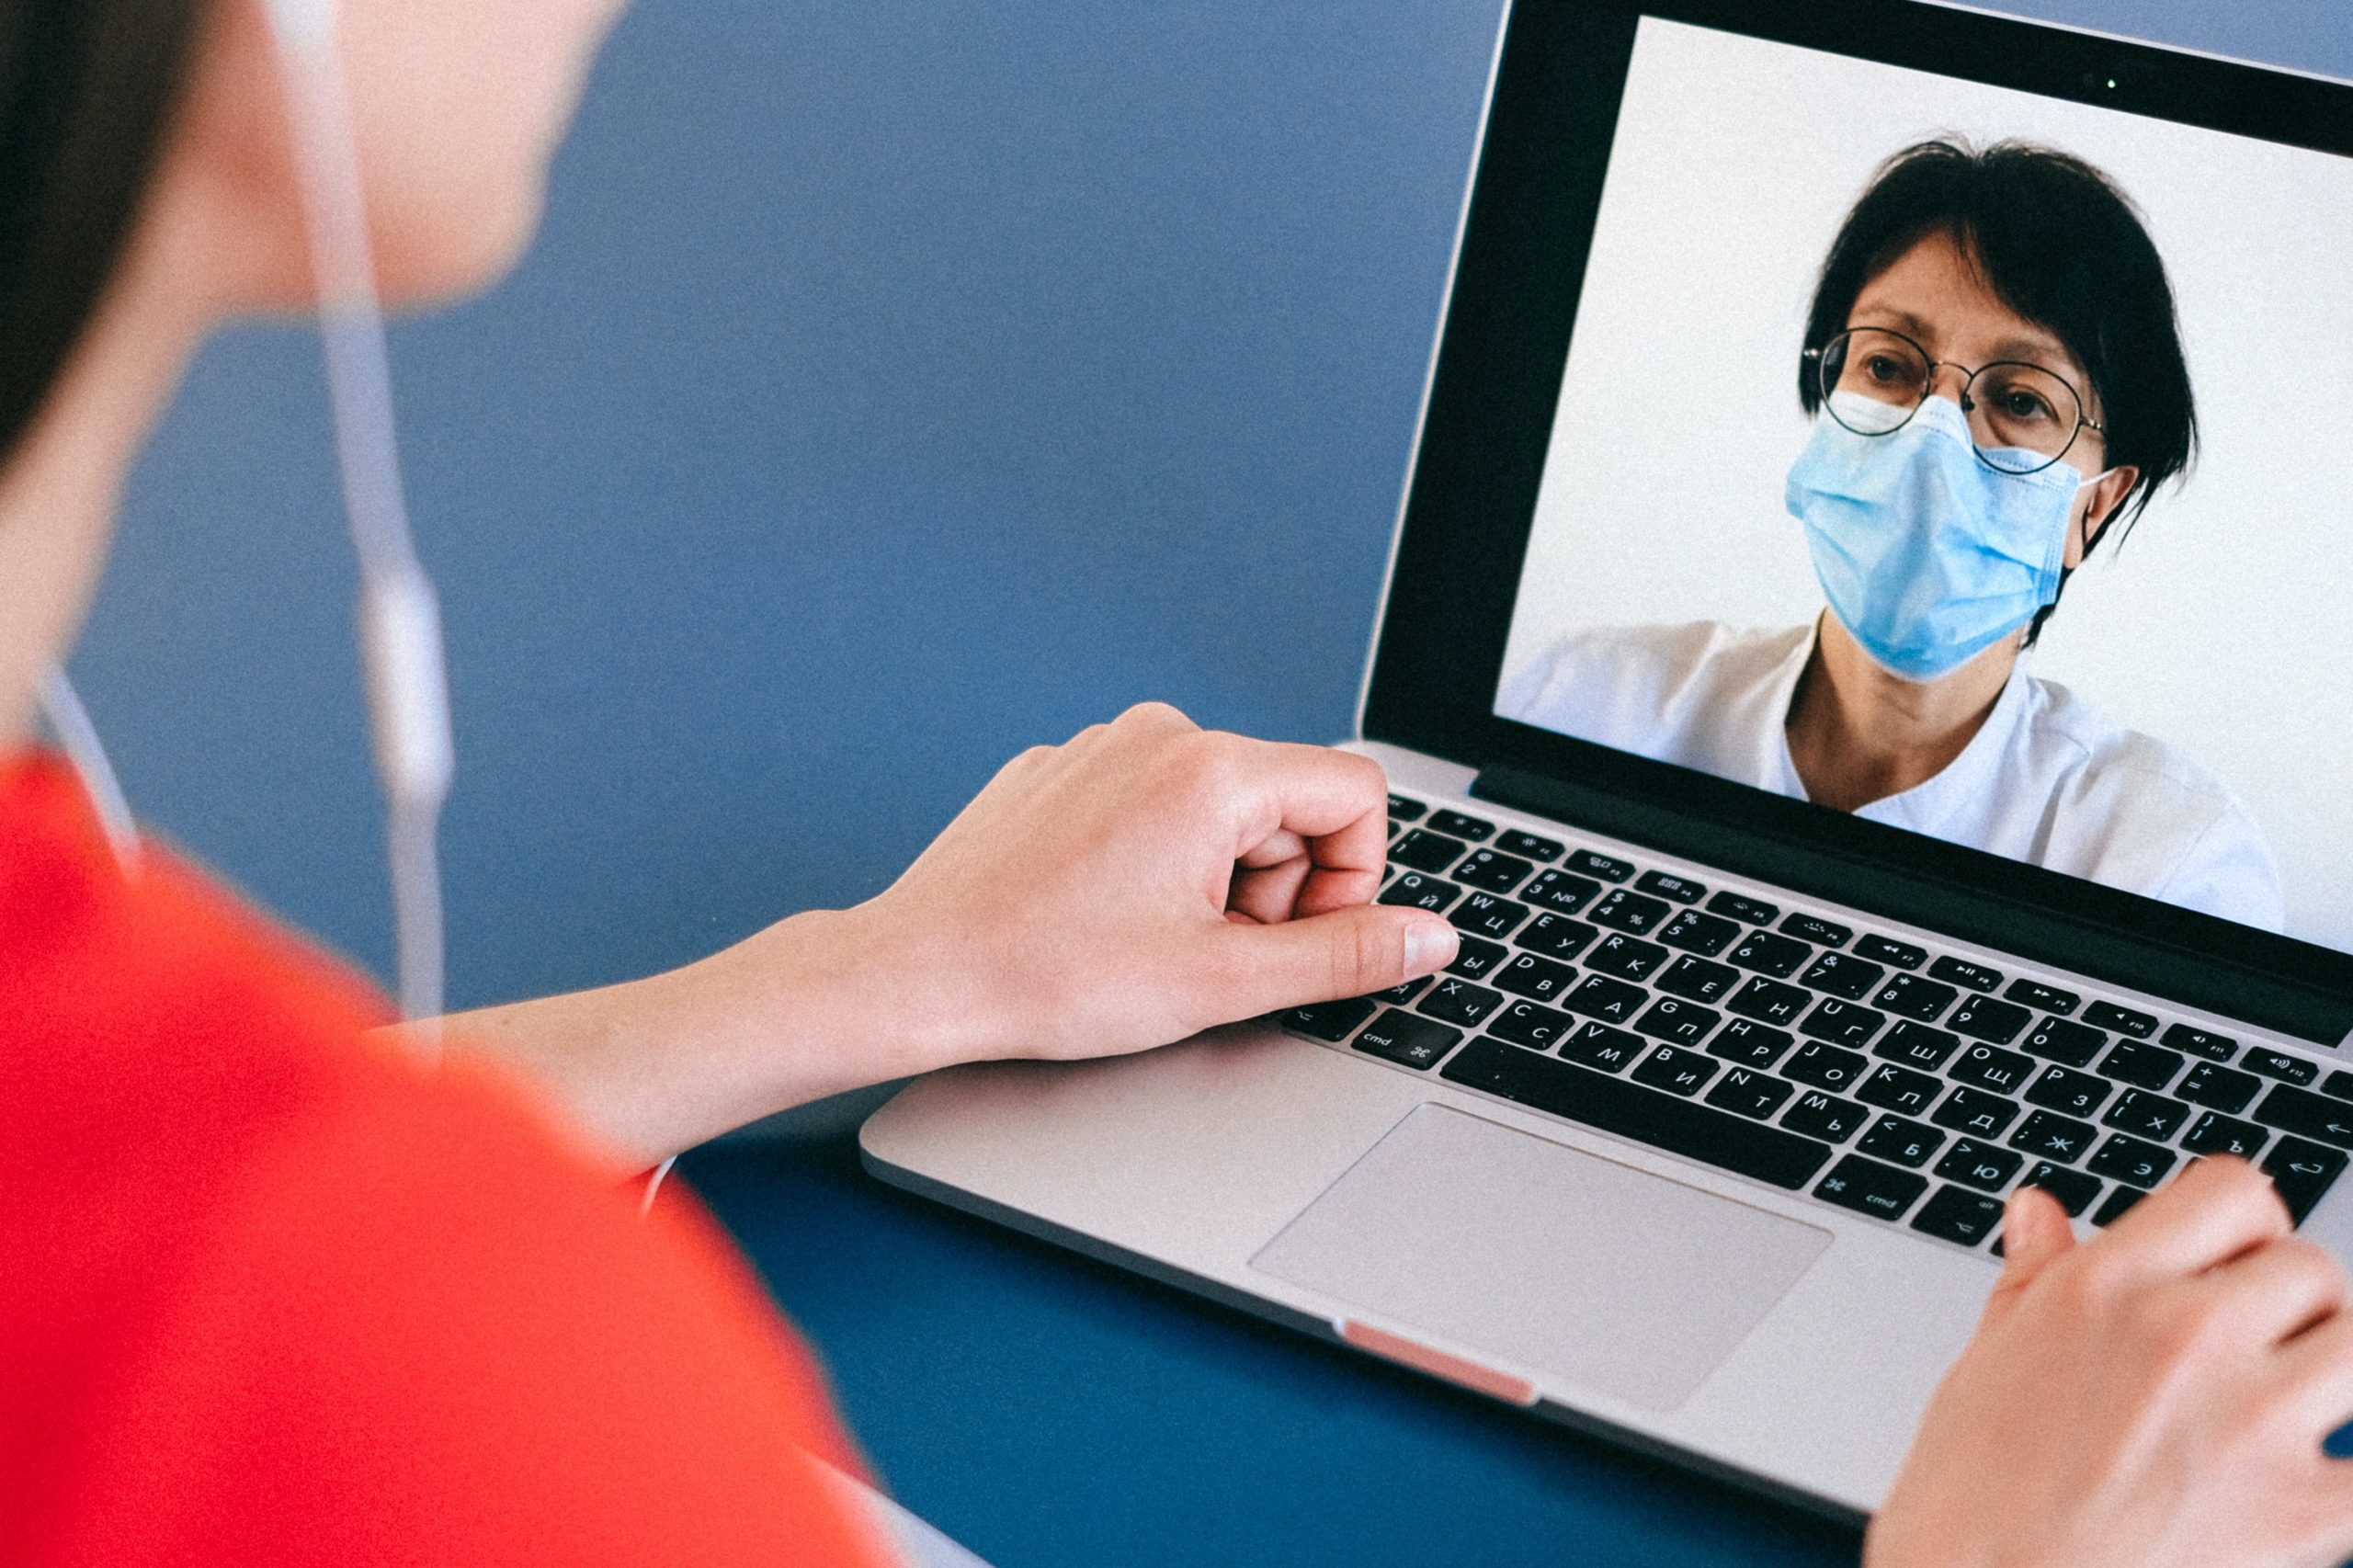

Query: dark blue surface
left=73, top=1, right=2353, bottom=1562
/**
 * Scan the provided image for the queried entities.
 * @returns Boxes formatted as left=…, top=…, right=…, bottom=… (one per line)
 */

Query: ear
left=2066, top=464, right=2140, bottom=570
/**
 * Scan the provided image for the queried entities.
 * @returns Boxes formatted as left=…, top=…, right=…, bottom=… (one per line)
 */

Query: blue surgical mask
left=1787, top=392, right=2106, bottom=683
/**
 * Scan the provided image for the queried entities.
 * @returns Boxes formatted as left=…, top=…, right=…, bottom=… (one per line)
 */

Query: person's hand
left=1868, top=1158, right=2353, bottom=1568
left=850, top=700, right=1460, bottom=1068
left=429, top=702, right=1459, bottom=1167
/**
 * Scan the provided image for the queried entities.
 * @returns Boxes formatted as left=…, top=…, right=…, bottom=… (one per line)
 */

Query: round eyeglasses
left=1802, top=327, right=2104, bottom=476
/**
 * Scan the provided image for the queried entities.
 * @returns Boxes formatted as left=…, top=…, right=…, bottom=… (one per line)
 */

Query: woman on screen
left=1501, top=140, right=2283, bottom=930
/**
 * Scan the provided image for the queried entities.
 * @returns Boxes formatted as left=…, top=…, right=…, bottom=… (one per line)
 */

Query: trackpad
left=1251, top=1104, right=1832, bottom=1412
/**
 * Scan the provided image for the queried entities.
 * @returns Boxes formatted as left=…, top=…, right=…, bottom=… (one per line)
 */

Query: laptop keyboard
left=1274, top=790, right=2351, bottom=1253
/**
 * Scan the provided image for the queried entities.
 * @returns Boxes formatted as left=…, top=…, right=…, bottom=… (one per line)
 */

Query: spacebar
left=1438, top=1039, right=1835, bottom=1190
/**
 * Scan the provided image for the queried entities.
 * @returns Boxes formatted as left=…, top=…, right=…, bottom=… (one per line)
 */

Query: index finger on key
left=2095, top=1155, right=2292, bottom=1283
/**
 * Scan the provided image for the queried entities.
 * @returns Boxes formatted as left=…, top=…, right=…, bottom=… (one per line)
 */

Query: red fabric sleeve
left=1, top=756, right=893, bottom=1568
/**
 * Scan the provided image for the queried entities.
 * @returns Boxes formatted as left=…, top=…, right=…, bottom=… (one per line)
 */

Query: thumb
left=1213, top=903, right=1460, bottom=1019
left=1990, top=1183, right=2075, bottom=1311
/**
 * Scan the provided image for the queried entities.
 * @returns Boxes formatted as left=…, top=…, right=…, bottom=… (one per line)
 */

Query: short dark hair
left=1798, top=139, right=2198, bottom=641
left=0, top=0, right=201, bottom=466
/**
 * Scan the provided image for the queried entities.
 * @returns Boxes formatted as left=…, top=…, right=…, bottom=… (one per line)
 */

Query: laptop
left=861, top=0, right=2353, bottom=1517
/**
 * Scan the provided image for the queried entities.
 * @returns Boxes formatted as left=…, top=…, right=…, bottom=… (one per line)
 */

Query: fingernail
left=1404, top=917, right=1460, bottom=976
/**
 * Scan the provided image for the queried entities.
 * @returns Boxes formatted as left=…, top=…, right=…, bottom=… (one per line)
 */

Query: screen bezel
left=1361, top=0, right=2353, bottom=1041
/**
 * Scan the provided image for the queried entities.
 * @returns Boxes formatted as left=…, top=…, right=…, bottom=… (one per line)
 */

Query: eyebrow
left=1848, top=304, right=2081, bottom=381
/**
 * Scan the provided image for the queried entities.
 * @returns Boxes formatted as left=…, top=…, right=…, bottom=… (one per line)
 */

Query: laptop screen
left=1492, top=16, right=2353, bottom=957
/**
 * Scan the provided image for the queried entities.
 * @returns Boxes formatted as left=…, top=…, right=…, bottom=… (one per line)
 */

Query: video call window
left=1496, top=17, right=2353, bottom=955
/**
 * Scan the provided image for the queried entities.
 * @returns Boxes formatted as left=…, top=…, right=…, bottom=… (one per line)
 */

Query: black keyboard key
left=1855, top=935, right=1927, bottom=970
left=1559, top=973, right=1647, bottom=1023
left=1799, top=952, right=1885, bottom=1002
left=2262, top=1138, right=2348, bottom=1224
left=1589, top=889, right=1671, bottom=937
left=1447, top=935, right=1506, bottom=983
left=1438, top=1038, right=1835, bottom=1188
left=1566, top=849, right=1634, bottom=882
left=1448, top=892, right=1530, bottom=942
left=1488, top=999, right=1574, bottom=1051
left=2020, top=1163, right=2102, bottom=1216
left=1636, top=870, right=1706, bottom=903
left=2005, top=979, right=2080, bottom=1016
left=1800, top=998, right=1886, bottom=1050
left=1631, top=1044, right=1720, bottom=1097
left=2091, top=1186, right=2146, bottom=1227
left=2162, top=1023, right=2237, bottom=1062
left=1726, top=977, right=1811, bottom=1027
left=1912, top=1186, right=2004, bottom=1246
left=1584, top=932, right=1669, bottom=983
left=2325, top=1071, right=2353, bottom=1104
left=1950, top=1042, right=2034, bottom=1096
left=2182, top=1112, right=2268, bottom=1160
left=1782, top=1090, right=1870, bottom=1142
left=1705, top=1067, right=1795, bottom=1120
left=1495, top=952, right=1579, bottom=1006
left=1427, top=809, right=1492, bottom=842
left=1950, top=994, right=2032, bottom=1045
left=1814, top=1154, right=1927, bottom=1221
left=1495, top=829, right=1563, bottom=862
left=1655, top=955, right=1739, bottom=1006
left=2011, top=1110, right=2097, bottom=1163
left=1728, top=930, right=1813, bottom=980
left=1873, top=974, right=1959, bottom=1023
left=1632, top=997, right=1721, bottom=1049
left=1859, top=1115, right=1946, bottom=1168
left=2178, top=1062, right=2260, bottom=1114
left=1928, top=955, right=2003, bottom=993
left=2245, top=1049, right=2320, bottom=1087
left=1857, top=1063, right=1942, bottom=1117
left=1521, top=869, right=1603, bottom=915
left=2025, top=1065, right=2112, bottom=1119
left=2101, top=1088, right=2190, bottom=1142
left=1351, top=1010, right=1461, bottom=1070
left=1935, top=1139, right=2022, bottom=1191
left=2021, top=1018, right=2106, bottom=1068
left=1416, top=977, right=1504, bottom=1028
left=1452, top=849, right=1535, bottom=895
left=1781, top=915, right=1852, bottom=949
left=2082, top=1001, right=2157, bottom=1039
left=1933, top=1086, right=2023, bottom=1140
left=1707, top=891, right=1779, bottom=926
left=1378, top=872, right=1460, bottom=915
left=1360, top=977, right=1432, bottom=1006
left=1707, top=1018, right=1796, bottom=1071
left=1656, top=909, right=1740, bottom=958
left=1785, top=1040, right=1870, bottom=1094
left=1279, top=997, right=1375, bottom=1041
left=1515, top=914, right=1598, bottom=962
left=1389, top=829, right=1467, bottom=874
left=1386, top=794, right=1427, bottom=822
left=2251, top=1085, right=2353, bottom=1149
left=2098, top=1040, right=2185, bottom=1092
left=1387, top=821, right=1400, bottom=841
left=2088, top=1133, right=2177, bottom=1188
left=1875, top=1021, right=1962, bottom=1073
left=1559, top=1021, right=1645, bottom=1072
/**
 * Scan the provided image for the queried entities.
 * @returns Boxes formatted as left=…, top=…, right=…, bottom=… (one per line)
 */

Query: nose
left=1923, top=362, right=1972, bottom=408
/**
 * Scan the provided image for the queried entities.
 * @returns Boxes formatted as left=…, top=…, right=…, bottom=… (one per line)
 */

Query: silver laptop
left=862, top=0, right=2353, bottom=1517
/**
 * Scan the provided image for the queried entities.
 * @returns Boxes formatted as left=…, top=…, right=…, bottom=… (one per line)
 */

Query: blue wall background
left=74, top=0, right=2353, bottom=1006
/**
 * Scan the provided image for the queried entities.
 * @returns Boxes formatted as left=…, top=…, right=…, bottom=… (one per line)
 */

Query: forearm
left=378, top=904, right=964, bottom=1169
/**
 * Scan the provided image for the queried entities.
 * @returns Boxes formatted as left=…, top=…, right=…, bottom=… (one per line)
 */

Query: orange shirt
left=1, top=754, right=888, bottom=1566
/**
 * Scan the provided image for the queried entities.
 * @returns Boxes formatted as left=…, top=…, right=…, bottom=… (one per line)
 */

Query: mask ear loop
left=262, top=0, right=453, bottom=1055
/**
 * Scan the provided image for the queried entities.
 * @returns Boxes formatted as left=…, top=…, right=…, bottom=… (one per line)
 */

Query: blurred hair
left=0, top=0, right=201, bottom=464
